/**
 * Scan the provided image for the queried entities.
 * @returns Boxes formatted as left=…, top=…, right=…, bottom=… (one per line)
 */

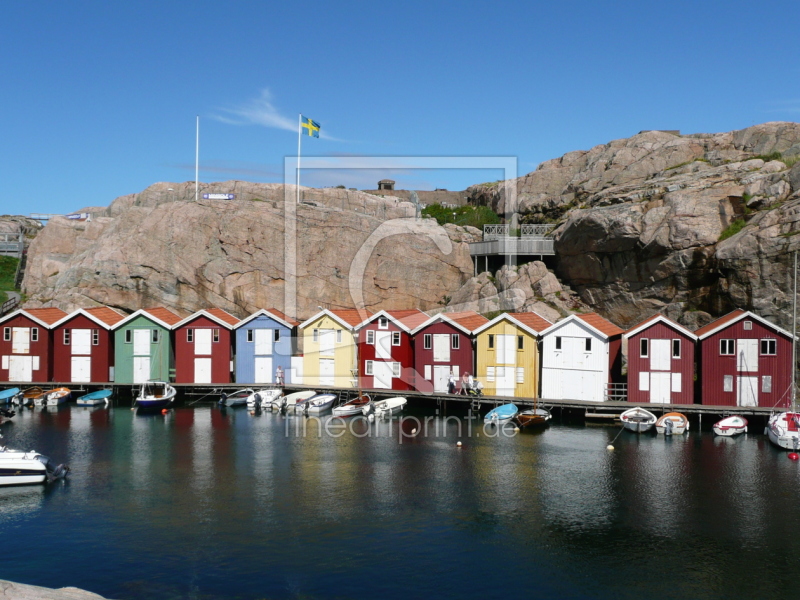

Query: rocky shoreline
left=0, top=580, right=111, bottom=600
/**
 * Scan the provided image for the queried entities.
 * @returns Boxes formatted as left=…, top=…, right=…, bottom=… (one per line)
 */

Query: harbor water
left=1, top=403, right=799, bottom=600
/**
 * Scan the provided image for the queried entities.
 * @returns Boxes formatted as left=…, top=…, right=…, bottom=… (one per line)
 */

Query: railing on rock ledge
left=469, top=224, right=556, bottom=257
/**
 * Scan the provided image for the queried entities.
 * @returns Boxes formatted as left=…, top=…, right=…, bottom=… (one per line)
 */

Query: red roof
left=694, top=309, right=747, bottom=337
left=264, top=308, right=300, bottom=327
left=329, top=309, right=372, bottom=328
left=510, top=312, right=552, bottom=333
left=25, top=307, right=68, bottom=325
left=206, top=308, right=239, bottom=327
left=625, top=313, right=693, bottom=336
left=386, top=309, right=430, bottom=330
left=144, top=307, right=183, bottom=326
left=576, top=313, right=624, bottom=337
left=84, top=306, right=126, bottom=327
left=445, top=311, right=489, bottom=333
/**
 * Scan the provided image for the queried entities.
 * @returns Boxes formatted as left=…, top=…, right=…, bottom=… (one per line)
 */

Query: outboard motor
left=665, top=418, right=674, bottom=436
left=219, top=393, right=227, bottom=405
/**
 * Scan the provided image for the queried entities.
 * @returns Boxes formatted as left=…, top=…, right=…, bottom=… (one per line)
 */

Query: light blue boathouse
left=234, top=309, right=299, bottom=384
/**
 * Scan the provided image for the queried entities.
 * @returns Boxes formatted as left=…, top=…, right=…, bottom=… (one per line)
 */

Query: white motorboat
left=219, top=388, right=254, bottom=407
left=713, top=415, right=748, bottom=437
left=620, top=407, right=657, bottom=433
left=332, top=394, right=371, bottom=417
left=245, top=388, right=282, bottom=409
left=766, top=412, right=800, bottom=450
left=45, top=387, right=72, bottom=407
left=277, top=390, right=316, bottom=413
left=655, top=412, right=689, bottom=435
left=304, top=393, right=338, bottom=415
left=0, top=445, right=69, bottom=486
left=363, top=397, right=407, bottom=419
left=135, top=381, right=177, bottom=410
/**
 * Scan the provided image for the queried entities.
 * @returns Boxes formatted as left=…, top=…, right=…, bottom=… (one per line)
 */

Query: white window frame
left=187, top=329, right=194, bottom=343
left=365, top=360, right=374, bottom=376
left=213, top=329, right=220, bottom=343
left=392, top=332, right=401, bottom=346
left=424, top=365, right=432, bottom=380
left=640, top=338, right=648, bottom=358
left=516, top=367, right=524, bottom=383
left=760, top=339, right=776, bottom=356
left=366, top=330, right=375, bottom=345
left=423, top=334, right=432, bottom=350
left=312, top=328, right=319, bottom=342
left=762, top=375, right=772, bottom=393
left=152, top=329, right=160, bottom=344
left=672, top=339, right=681, bottom=359
left=723, top=375, right=733, bottom=392
left=743, top=321, right=753, bottom=330
left=639, top=372, right=649, bottom=391
left=486, top=366, right=495, bottom=382
left=2, top=327, right=9, bottom=342
left=92, top=329, right=99, bottom=345
left=336, top=330, right=342, bottom=343
left=31, top=327, right=39, bottom=342
left=720, top=339, right=734, bottom=355
left=378, top=317, right=389, bottom=329
left=392, top=362, right=401, bottom=377
left=63, top=329, right=70, bottom=345
left=451, top=334, right=459, bottom=350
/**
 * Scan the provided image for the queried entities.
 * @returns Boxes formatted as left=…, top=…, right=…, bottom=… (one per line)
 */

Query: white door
left=133, top=329, right=150, bottom=355
left=11, top=328, right=30, bottom=354
left=496, top=366, right=516, bottom=396
left=319, top=358, right=335, bottom=385
left=72, top=329, right=91, bottom=355
left=195, top=358, right=212, bottom=384
left=254, top=329, right=272, bottom=355
left=195, top=329, right=212, bottom=355
left=375, top=331, right=392, bottom=360
left=8, top=355, right=32, bottom=382
left=737, top=339, right=758, bottom=372
left=737, top=376, right=758, bottom=407
left=319, top=330, right=335, bottom=356
left=433, top=366, right=450, bottom=392
left=254, top=356, right=273, bottom=383
left=650, top=339, right=671, bottom=371
left=496, top=335, right=517, bottom=365
left=433, top=334, right=450, bottom=362
left=373, top=361, right=393, bottom=389
left=71, top=356, right=92, bottom=382
left=650, top=372, right=671, bottom=404
left=133, top=356, right=151, bottom=383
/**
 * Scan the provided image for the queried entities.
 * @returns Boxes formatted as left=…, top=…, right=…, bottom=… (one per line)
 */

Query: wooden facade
left=112, top=307, right=182, bottom=384
left=52, top=307, right=125, bottom=383
left=173, top=309, right=238, bottom=384
left=697, top=310, right=793, bottom=408
left=299, top=309, right=366, bottom=388
left=410, top=311, right=487, bottom=393
left=474, top=312, right=552, bottom=398
left=0, top=308, right=67, bottom=383
left=234, top=309, right=299, bottom=384
left=624, top=314, right=696, bottom=404
left=540, top=313, right=623, bottom=402
left=356, top=310, right=428, bottom=390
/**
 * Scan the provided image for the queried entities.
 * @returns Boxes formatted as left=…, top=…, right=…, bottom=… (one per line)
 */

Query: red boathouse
left=52, top=307, right=126, bottom=383
left=696, top=310, right=793, bottom=407
left=173, top=308, right=239, bottom=384
left=0, top=308, right=68, bottom=383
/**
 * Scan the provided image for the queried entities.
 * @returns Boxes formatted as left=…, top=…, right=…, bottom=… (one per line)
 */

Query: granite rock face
left=22, top=182, right=475, bottom=320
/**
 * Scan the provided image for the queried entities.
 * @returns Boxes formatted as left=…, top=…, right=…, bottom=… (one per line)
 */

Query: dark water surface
left=1, top=404, right=799, bottom=600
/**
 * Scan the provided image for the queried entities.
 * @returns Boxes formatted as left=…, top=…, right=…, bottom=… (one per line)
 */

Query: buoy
left=161, top=409, right=168, bottom=415
left=457, top=441, right=462, bottom=447
left=368, top=414, right=375, bottom=423
left=789, top=452, right=799, bottom=461
left=607, top=444, right=614, bottom=451
left=513, top=426, right=520, bottom=432
left=130, top=407, right=135, bottom=411
left=412, top=428, right=417, bottom=435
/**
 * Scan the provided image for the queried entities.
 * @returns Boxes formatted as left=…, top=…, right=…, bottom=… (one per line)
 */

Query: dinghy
left=620, top=407, right=657, bottom=433
left=19, top=387, right=45, bottom=407
left=0, top=388, right=20, bottom=404
left=135, top=381, right=176, bottom=410
left=45, top=387, right=72, bottom=407
left=76, top=389, right=113, bottom=406
left=713, top=415, right=748, bottom=437
left=363, top=397, right=407, bottom=419
left=515, top=407, right=552, bottom=428
left=655, top=412, right=689, bottom=435
left=484, top=403, right=519, bottom=425
left=332, top=394, right=371, bottom=417
left=219, top=388, right=254, bottom=407
left=304, top=393, right=338, bottom=415
left=245, top=388, right=282, bottom=409
left=276, top=390, right=316, bottom=412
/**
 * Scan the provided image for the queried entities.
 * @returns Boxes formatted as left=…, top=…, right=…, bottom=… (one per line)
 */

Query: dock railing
left=470, top=223, right=556, bottom=257
left=604, top=382, right=627, bottom=402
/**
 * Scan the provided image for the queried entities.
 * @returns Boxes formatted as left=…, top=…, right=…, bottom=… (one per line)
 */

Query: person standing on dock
left=460, top=372, right=471, bottom=395
left=448, top=370, right=456, bottom=394
left=276, top=365, right=285, bottom=385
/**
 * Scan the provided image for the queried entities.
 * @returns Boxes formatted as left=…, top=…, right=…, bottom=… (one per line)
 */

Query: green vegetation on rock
left=0, top=256, right=20, bottom=302
left=719, top=219, right=746, bottom=242
left=422, top=203, right=501, bottom=229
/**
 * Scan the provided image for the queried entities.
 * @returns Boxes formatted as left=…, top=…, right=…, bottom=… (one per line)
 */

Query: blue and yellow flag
left=301, top=116, right=320, bottom=138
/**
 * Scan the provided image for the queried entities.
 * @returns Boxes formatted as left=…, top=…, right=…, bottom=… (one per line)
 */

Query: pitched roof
left=694, top=309, right=746, bottom=338
left=264, top=308, right=300, bottom=327
left=24, top=308, right=69, bottom=325
left=206, top=308, right=240, bottom=327
left=359, top=309, right=431, bottom=331
left=84, top=306, right=126, bottom=327
left=509, top=312, right=553, bottom=333
left=623, top=313, right=697, bottom=340
left=445, top=311, right=489, bottom=332
left=328, top=309, right=371, bottom=328
left=575, top=313, right=624, bottom=337
left=143, top=307, right=182, bottom=327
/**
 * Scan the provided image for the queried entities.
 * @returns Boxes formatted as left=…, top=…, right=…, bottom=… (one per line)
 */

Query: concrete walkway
left=0, top=580, right=112, bottom=600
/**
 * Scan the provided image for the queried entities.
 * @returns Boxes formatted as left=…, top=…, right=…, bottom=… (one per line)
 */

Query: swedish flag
left=301, top=116, right=320, bottom=138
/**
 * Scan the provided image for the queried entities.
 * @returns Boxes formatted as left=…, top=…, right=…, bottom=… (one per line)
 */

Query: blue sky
left=2, top=0, right=798, bottom=214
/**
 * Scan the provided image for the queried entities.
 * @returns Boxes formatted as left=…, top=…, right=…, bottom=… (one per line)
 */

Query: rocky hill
left=457, top=122, right=800, bottom=331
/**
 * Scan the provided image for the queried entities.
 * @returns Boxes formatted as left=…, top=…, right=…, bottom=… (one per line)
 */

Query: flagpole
left=296, top=114, right=302, bottom=206
left=195, top=115, right=200, bottom=202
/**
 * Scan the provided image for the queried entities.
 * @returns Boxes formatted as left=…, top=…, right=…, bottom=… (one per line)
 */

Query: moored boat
left=655, top=412, right=689, bottom=435
left=304, top=393, right=338, bottom=415
left=766, top=412, right=800, bottom=450
left=332, top=394, right=371, bottom=417
left=484, top=403, right=518, bottom=425
left=76, top=389, right=113, bottom=406
left=364, top=397, right=407, bottom=419
left=19, top=387, right=44, bottom=407
left=620, top=407, right=657, bottom=433
left=32, top=389, right=52, bottom=407
left=515, top=407, right=551, bottom=428
left=135, top=381, right=176, bottom=410
left=713, top=415, right=748, bottom=437
left=45, top=387, right=72, bottom=407
left=0, top=448, right=69, bottom=486
left=278, top=390, right=316, bottom=413
left=219, top=388, right=254, bottom=407
left=246, top=388, right=282, bottom=409
left=0, top=388, right=21, bottom=404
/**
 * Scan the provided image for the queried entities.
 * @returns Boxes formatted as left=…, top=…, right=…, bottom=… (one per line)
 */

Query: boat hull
left=713, top=415, right=748, bottom=437
left=767, top=413, right=800, bottom=449
left=516, top=408, right=551, bottom=428
left=484, top=404, right=518, bottom=425
left=76, top=390, right=112, bottom=406
left=620, top=407, right=657, bottom=433
left=306, top=395, right=337, bottom=415
left=655, top=412, right=689, bottom=435
left=46, top=388, right=72, bottom=407
left=135, top=382, right=176, bottom=410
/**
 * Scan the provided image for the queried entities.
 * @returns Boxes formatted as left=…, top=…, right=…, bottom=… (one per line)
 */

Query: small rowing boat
left=620, top=407, right=657, bottom=433
left=76, top=389, right=113, bottom=406
left=515, top=407, right=551, bottom=428
left=45, top=387, right=72, bottom=407
left=484, top=403, right=518, bottom=425
left=713, top=415, right=748, bottom=437
left=655, top=412, right=689, bottom=435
